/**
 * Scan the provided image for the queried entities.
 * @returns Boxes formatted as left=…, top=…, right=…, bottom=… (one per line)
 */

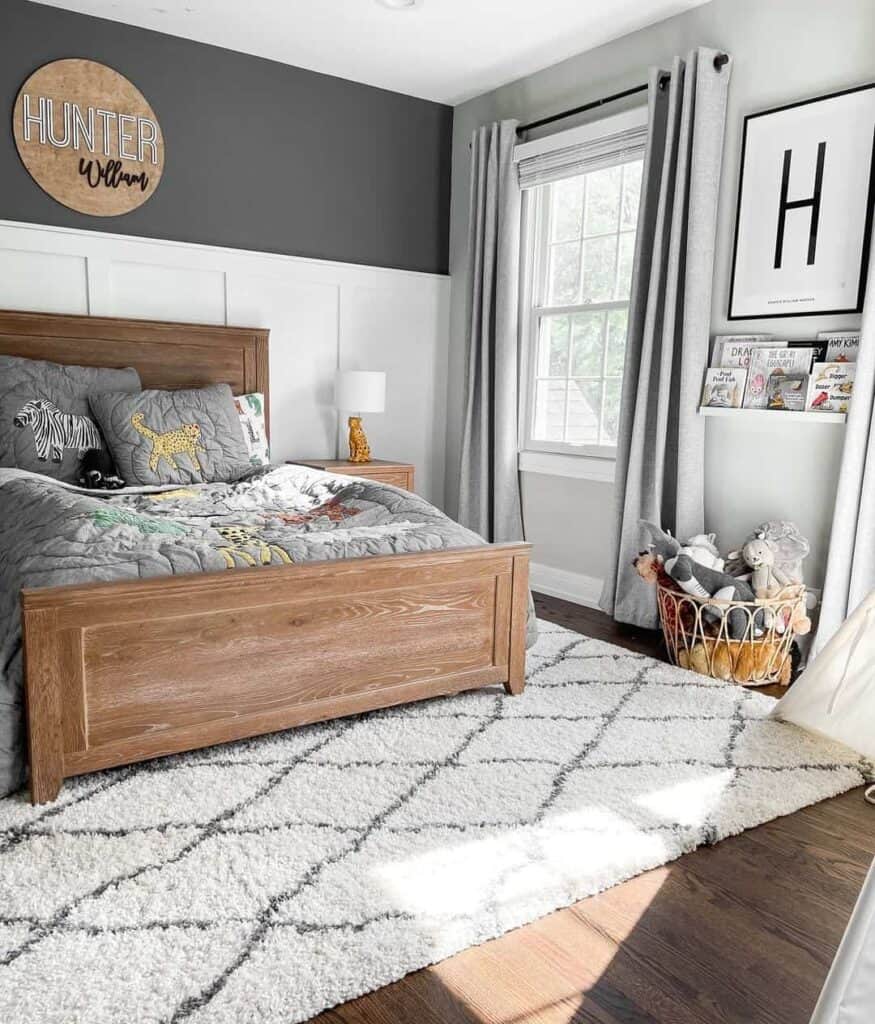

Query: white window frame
left=517, top=107, right=647, bottom=476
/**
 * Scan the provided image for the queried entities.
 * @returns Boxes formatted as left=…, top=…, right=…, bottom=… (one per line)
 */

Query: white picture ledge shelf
left=698, top=406, right=847, bottom=424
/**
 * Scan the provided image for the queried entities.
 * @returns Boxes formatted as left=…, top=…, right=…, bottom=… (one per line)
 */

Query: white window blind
left=517, top=121, right=647, bottom=191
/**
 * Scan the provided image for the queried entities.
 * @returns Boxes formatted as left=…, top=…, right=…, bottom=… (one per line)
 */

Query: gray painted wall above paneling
left=1, top=0, right=452, bottom=274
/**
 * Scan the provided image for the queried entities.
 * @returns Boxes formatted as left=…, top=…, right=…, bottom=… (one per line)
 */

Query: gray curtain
left=813, top=232, right=875, bottom=655
left=600, top=48, right=731, bottom=627
left=459, top=120, right=524, bottom=542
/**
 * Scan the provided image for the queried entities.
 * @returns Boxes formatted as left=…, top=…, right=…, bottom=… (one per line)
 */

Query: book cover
left=766, top=372, right=808, bottom=411
left=711, top=334, right=776, bottom=368
left=817, top=331, right=860, bottom=362
left=806, top=362, right=857, bottom=413
left=787, top=338, right=828, bottom=362
left=701, top=367, right=747, bottom=408
left=744, top=347, right=816, bottom=408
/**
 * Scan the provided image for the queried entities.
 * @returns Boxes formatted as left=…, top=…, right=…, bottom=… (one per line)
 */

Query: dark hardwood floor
left=311, top=593, right=875, bottom=1024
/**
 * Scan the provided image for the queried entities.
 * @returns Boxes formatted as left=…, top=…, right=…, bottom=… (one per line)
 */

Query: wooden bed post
left=504, top=553, right=530, bottom=696
left=22, top=608, right=65, bottom=803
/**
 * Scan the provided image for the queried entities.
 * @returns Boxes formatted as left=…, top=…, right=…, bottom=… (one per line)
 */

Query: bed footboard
left=22, top=543, right=531, bottom=803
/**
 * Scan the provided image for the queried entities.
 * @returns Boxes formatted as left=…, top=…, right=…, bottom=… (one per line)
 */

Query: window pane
left=547, top=242, right=580, bottom=305
left=621, top=161, right=642, bottom=230
left=550, top=179, right=583, bottom=242
left=536, top=316, right=569, bottom=376
left=602, top=379, right=622, bottom=445
left=581, top=235, right=617, bottom=303
left=605, top=308, right=628, bottom=377
left=533, top=380, right=567, bottom=441
left=570, top=311, right=604, bottom=377
left=583, top=165, right=621, bottom=236
left=565, top=380, right=601, bottom=444
left=615, top=232, right=635, bottom=299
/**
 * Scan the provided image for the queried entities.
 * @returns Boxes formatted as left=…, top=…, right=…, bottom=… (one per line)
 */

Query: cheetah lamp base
left=347, top=415, right=372, bottom=463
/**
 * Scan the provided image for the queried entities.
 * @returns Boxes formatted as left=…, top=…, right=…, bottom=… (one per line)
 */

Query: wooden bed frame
left=1, top=309, right=530, bottom=804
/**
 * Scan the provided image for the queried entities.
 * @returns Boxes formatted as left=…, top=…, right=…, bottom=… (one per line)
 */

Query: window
left=523, top=155, right=643, bottom=459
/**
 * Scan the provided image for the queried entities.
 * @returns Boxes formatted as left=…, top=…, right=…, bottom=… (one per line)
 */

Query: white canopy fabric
left=810, top=858, right=875, bottom=1024
left=771, top=589, right=875, bottom=761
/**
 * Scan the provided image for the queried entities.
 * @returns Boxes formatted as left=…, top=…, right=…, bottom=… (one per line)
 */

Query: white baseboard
left=530, top=562, right=604, bottom=609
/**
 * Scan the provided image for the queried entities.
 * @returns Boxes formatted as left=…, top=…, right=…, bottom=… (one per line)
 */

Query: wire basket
left=656, top=581, right=807, bottom=686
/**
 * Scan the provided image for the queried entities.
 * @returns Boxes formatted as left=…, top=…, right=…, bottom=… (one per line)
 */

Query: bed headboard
left=0, top=308, right=270, bottom=432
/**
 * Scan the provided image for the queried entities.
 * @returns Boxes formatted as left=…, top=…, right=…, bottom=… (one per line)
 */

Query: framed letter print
left=729, top=83, right=875, bottom=319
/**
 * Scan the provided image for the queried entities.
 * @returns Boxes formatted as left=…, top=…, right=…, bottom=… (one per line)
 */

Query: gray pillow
left=0, top=354, right=141, bottom=484
left=89, top=383, right=251, bottom=485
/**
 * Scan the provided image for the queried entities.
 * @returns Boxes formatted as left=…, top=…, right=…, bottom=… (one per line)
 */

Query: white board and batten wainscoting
left=0, top=219, right=450, bottom=507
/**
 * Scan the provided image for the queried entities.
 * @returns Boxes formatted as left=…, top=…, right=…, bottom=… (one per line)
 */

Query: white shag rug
left=0, top=620, right=868, bottom=1024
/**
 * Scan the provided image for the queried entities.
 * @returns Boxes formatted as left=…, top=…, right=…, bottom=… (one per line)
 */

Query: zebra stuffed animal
left=13, top=399, right=102, bottom=463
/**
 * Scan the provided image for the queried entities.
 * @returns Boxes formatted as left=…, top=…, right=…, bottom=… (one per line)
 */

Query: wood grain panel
left=0, top=309, right=268, bottom=412
left=361, top=471, right=412, bottom=488
left=21, top=609, right=64, bottom=803
left=26, top=547, right=516, bottom=626
left=22, top=542, right=531, bottom=801
left=83, top=577, right=499, bottom=747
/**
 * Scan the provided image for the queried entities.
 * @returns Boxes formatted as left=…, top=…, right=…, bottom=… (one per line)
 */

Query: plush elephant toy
left=640, top=522, right=758, bottom=639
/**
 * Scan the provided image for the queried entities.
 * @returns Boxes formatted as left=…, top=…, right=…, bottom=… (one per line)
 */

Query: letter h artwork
left=774, top=141, right=826, bottom=269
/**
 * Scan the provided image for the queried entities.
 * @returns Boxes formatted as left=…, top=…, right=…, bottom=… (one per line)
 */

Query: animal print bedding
left=0, top=463, right=533, bottom=796
left=89, top=383, right=251, bottom=485
left=0, top=354, right=141, bottom=483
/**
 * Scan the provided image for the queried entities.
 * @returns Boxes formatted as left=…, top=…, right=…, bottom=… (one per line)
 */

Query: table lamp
left=335, top=370, right=386, bottom=463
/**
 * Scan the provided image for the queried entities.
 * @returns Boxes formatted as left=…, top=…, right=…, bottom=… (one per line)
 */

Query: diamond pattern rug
left=0, top=620, right=868, bottom=1023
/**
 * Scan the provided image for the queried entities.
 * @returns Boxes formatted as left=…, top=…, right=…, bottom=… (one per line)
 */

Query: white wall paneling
left=0, top=248, right=89, bottom=314
left=0, top=220, right=450, bottom=507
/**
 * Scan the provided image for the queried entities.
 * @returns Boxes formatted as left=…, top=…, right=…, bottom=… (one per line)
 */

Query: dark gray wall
left=1, top=0, right=452, bottom=273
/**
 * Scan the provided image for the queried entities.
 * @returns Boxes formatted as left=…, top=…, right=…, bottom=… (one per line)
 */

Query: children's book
left=701, top=367, right=747, bottom=408
left=806, top=362, right=856, bottom=413
left=787, top=338, right=828, bottom=362
left=711, top=334, right=776, bottom=368
left=766, top=371, right=808, bottom=411
left=817, top=331, right=860, bottom=362
left=743, top=347, right=816, bottom=409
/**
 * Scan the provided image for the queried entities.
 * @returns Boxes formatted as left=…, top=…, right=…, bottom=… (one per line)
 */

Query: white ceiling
left=29, top=0, right=710, bottom=104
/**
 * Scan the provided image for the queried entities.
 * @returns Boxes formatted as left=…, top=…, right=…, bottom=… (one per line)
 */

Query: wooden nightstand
left=288, top=459, right=415, bottom=492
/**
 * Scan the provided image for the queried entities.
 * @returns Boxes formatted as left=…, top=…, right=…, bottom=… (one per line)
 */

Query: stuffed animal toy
left=739, top=534, right=792, bottom=600
left=681, top=533, right=724, bottom=572
left=78, top=448, right=125, bottom=490
left=726, top=521, right=809, bottom=583
left=681, top=637, right=792, bottom=685
left=680, top=640, right=733, bottom=680
left=640, top=522, right=758, bottom=639
left=733, top=640, right=791, bottom=686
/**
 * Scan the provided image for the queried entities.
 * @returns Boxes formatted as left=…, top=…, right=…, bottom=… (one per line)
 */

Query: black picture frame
left=728, top=82, right=875, bottom=320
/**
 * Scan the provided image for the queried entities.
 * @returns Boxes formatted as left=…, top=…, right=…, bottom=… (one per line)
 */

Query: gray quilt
left=0, top=464, right=533, bottom=796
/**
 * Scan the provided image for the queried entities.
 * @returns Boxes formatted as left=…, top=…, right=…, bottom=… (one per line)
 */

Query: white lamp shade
left=335, top=370, right=386, bottom=413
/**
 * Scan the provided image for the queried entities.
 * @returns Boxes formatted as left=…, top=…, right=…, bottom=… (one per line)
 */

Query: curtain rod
left=516, top=52, right=729, bottom=137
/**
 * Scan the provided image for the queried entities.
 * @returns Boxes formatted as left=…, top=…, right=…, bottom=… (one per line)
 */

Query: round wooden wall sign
left=12, top=59, right=164, bottom=217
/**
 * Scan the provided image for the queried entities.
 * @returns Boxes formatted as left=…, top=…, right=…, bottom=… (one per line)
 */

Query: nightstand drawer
left=288, top=460, right=415, bottom=493
left=363, top=471, right=412, bottom=489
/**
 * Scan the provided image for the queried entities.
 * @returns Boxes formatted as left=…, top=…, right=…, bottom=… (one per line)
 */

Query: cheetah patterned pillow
left=88, top=384, right=251, bottom=485
left=0, top=354, right=141, bottom=484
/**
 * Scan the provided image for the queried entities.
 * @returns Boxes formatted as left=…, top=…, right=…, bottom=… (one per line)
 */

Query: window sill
left=518, top=449, right=616, bottom=483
